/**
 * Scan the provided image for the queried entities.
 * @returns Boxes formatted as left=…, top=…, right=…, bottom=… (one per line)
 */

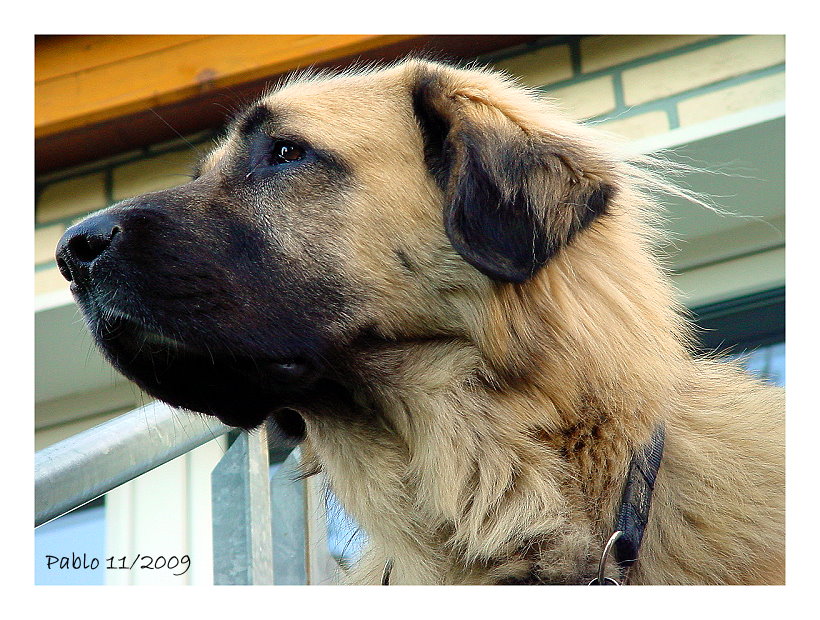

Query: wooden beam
left=35, top=35, right=543, bottom=174
left=36, top=34, right=417, bottom=138
left=35, top=35, right=210, bottom=82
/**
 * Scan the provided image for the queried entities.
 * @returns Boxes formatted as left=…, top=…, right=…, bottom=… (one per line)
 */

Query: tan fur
left=210, top=59, right=785, bottom=584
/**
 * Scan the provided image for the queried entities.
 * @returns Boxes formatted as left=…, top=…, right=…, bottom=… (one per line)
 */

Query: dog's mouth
left=85, top=306, right=320, bottom=432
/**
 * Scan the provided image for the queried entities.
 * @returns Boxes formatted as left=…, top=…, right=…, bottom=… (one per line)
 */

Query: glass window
left=691, top=287, right=785, bottom=387
left=326, top=493, right=368, bottom=566
left=35, top=500, right=106, bottom=585
left=729, top=341, right=785, bottom=387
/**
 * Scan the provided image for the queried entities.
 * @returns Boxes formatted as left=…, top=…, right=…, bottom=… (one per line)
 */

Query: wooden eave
left=35, top=34, right=541, bottom=174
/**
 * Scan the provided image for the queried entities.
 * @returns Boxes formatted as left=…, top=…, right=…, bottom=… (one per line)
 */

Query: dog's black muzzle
left=52, top=191, right=346, bottom=431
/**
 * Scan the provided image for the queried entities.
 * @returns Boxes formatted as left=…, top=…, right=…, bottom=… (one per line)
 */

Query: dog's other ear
left=411, top=62, right=615, bottom=283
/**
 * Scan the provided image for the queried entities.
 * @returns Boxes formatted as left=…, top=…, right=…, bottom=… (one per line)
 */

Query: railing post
left=211, top=426, right=274, bottom=585
left=270, top=448, right=308, bottom=584
left=269, top=448, right=338, bottom=584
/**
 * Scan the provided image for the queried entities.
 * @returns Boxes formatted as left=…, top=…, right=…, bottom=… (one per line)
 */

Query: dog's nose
left=55, top=213, right=122, bottom=283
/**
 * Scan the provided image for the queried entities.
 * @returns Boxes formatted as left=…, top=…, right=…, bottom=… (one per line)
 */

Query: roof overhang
left=35, top=34, right=542, bottom=174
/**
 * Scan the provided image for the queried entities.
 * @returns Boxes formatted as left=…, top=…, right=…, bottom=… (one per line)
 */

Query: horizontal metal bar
left=35, top=401, right=231, bottom=527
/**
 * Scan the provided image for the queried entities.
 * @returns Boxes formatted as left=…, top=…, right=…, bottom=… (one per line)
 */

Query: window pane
left=35, top=503, right=106, bottom=585
left=728, top=341, right=785, bottom=387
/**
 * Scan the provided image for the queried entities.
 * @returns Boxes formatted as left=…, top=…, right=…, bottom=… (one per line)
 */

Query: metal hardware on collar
left=587, top=424, right=665, bottom=585
left=588, top=530, right=623, bottom=585
left=590, top=576, right=620, bottom=586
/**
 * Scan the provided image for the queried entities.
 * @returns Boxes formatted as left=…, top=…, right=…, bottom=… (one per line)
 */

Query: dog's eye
left=271, top=141, right=305, bottom=165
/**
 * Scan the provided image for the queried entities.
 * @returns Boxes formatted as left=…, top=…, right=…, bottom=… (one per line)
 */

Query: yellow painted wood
left=546, top=76, right=616, bottom=120
left=36, top=172, right=107, bottom=224
left=580, top=35, right=714, bottom=73
left=35, top=35, right=209, bottom=82
left=36, top=34, right=417, bottom=138
left=622, top=35, right=785, bottom=107
left=598, top=110, right=669, bottom=140
left=491, top=44, right=572, bottom=88
left=677, top=72, right=785, bottom=127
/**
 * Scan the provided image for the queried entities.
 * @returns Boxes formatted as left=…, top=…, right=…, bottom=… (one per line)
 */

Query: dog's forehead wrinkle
left=231, top=102, right=281, bottom=138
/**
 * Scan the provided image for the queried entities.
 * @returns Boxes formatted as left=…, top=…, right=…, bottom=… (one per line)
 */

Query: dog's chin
left=88, top=313, right=320, bottom=432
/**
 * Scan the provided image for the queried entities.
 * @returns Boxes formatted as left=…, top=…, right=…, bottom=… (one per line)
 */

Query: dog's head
left=56, top=59, right=617, bottom=430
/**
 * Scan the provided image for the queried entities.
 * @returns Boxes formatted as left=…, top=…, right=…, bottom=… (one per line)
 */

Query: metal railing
left=34, top=401, right=338, bottom=585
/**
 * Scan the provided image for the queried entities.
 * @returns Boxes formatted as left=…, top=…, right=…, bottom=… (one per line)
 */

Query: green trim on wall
left=35, top=261, right=58, bottom=273
left=482, top=34, right=786, bottom=134
left=477, top=35, right=586, bottom=67
left=568, top=38, right=583, bottom=77
left=611, top=72, right=626, bottom=110
left=34, top=131, right=218, bottom=201
left=586, top=63, right=785, bottom=129
left=103, top=168, right=114, bottom=206
left=689, top=286, right=785, bottom=352
left=535, top=35, right=739, bottom=91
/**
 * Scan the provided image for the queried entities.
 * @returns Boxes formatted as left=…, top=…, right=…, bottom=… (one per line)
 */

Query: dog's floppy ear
left=411, top=64, right=614, bottom=283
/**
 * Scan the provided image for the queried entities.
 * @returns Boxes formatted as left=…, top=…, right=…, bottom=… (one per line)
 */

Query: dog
left=55, top=58, right=785, bottom=585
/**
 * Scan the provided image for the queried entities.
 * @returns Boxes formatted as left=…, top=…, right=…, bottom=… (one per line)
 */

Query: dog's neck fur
left=305, top=338, right=660, bottom=584
left=301, top=213, right=691, bottom=584
left=300, top=211, right=783, bottom=585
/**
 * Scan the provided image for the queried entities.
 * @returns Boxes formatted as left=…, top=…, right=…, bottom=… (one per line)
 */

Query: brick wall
left=35, top=132, right=215, bottom=296
left=492, top=34, right=784, bottom=136
left=35, top=34, right=785, bottom=297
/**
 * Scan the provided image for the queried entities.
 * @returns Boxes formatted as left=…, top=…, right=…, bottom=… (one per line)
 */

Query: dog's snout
left=56, top=213, right=122, bottom=283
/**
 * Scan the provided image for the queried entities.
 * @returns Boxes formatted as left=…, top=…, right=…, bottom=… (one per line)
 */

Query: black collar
left=588, top=423, right=666, bottom=585
left=612, top=423, right=666, bottom=570
left=381, top=423, right=666, bottom=585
